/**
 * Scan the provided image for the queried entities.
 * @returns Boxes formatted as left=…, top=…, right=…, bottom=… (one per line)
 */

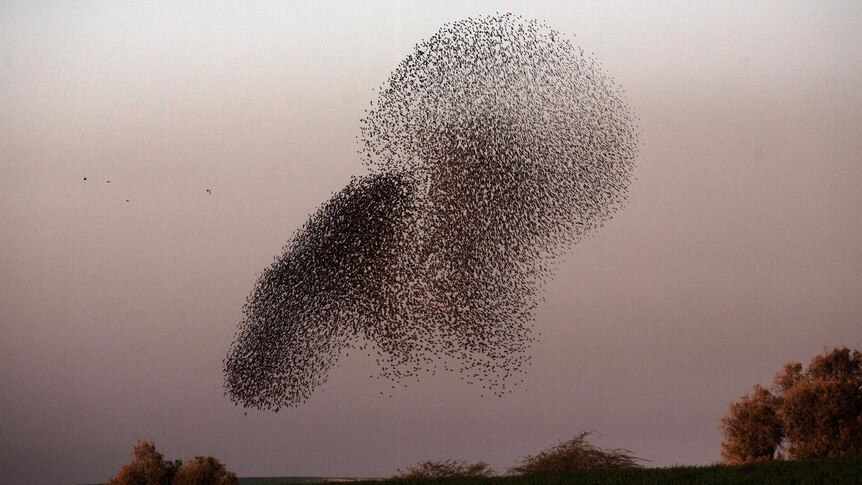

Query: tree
left=107, top=441, right=236, bottom=485
left=719, top=385, right=783, bottom=464
left=508, top=432, right=643, bottom=474
left=172, top=456, right=238, bottom=485
left=393, top=459, right=494, bottom=479
left=776, top=348, right=862, bottom=460
left=720, top=347, right=862, bottom=464
left=107, top=441, right=175, bottom=485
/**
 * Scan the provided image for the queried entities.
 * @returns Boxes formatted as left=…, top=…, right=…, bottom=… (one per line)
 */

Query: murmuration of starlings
left=224, top=13, right=639, bottom=411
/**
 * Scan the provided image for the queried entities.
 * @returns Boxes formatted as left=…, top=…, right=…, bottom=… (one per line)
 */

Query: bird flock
left=223, top=14, right=639, bottom=411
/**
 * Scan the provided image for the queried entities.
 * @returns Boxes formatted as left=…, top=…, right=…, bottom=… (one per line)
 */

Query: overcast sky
left=2, top=1, right=861, bottom=483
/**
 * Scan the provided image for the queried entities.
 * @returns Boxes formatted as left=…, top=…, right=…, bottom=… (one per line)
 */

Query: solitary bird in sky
left=206, top=188, right=212, bottom=195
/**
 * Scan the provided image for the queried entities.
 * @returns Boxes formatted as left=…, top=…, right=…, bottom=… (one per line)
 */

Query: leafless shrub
left=508, top=432, right=644, bottom=475
left=393, top=459, right=494, bottom=479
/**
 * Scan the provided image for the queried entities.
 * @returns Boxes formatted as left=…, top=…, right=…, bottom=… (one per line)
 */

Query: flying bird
left=206, top=188, right=212, bottom=195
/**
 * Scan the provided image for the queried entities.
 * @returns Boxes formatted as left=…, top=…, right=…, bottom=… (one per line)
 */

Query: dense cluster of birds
left=224, top=14, right=639, bottom=411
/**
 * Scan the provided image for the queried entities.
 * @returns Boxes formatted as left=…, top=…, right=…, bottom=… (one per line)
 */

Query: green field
left=241, top=455, right=862, bottom=485
left=239, top=478, right=379, bottom=485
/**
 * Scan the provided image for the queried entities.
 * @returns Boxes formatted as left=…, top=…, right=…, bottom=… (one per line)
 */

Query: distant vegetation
left=110, top=348, right=862, bottom=485
left=720, top=347, right=862, bottom=464
left=393, top=460, right=494, bottom=479
left=389, top=432, right=641, bottom=481
left=107, top=440, right=237, bottom=485
left=385, top=348, right=861, bottom=483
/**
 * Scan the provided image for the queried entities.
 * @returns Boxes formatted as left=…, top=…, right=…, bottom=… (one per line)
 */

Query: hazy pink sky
left=1, top=1, right=861, bottom=483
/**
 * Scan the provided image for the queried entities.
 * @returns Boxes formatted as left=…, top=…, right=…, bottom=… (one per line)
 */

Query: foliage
left=107, top=441, right=175, bottom=485
left=776, top=347, right=862, bottom=460
left=164, top=459, right=184, bottom=484
left=720, top=347, right=862, bottom=464
left=719, top=385, right=783, bottom=464
left=173, top=456, right=238, bottom=485
left=394, top=459, right=494, bottom=480
left=508, top=432, right=643, bottom=475
left=108, top=441, right=236, bottom=485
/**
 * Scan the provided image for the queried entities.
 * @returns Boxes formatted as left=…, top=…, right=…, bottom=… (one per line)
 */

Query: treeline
left=106, top=347, right=861, bottom=484
left=395, top=347, right=862, bottom=479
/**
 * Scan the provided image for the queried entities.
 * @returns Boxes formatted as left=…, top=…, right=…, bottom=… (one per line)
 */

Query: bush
left=508, top=432, right=643, bottom=474
left=107, top=441, right=175, bottom=485
left=720, top=347, right=862, bottom=463
left=394, top=459, right=494, bottom=479
left=107, top=441, right=236, bottom=485
left=173, top=456, right=238, bottom=485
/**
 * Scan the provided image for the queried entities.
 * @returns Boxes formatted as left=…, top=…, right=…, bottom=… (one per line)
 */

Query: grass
left=238, top=478, right=378, bottom=485
left=338, top=454, right=862, bottom=485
